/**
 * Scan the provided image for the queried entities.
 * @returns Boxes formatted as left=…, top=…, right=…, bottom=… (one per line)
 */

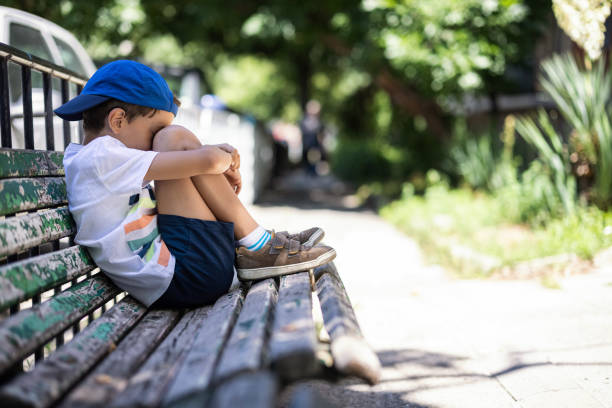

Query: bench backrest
left=0, top=42, right=124, bottom=380
left=0, top=148, right=126, bottom=379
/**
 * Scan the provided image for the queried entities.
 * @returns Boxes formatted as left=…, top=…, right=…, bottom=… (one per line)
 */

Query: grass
left=380, top=184, right=612, bottom=278
left=540, top=275, right=562, bottom=290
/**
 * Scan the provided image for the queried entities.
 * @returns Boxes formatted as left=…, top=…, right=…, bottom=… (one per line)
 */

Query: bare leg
left=190, top=175, right=258, bottom=239
left=152, top=129, right=258, bottom=239
left=154, top=176, right=217, bottom=221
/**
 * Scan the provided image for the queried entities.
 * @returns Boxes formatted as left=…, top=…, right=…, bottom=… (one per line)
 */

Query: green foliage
left=381, top=180, right=612, bottom=276
left=6, top=0, right=551, bottom=153
left=370, top=0, right=537, bottom=96
left=515, top=110, right=576, bottom=216
left=497, top=160, right=567, bottom=225
left=449, top=120, right=500, bottom=191
left=539, top=53, right=612, bottom=206
left=450, top=52, right=612, bottom=225
left=330, top=138, right=411, bottom=183
left=212, top=55, right=301, bottom=122
left=449, top=110, right=576, bottom=225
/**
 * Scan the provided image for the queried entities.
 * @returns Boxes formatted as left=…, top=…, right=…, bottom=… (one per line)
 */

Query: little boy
left=55, top=60, right=335, bottom=309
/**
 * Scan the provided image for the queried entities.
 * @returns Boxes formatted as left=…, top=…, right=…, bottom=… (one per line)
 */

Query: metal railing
left=0, top=42, right=87, bottom=150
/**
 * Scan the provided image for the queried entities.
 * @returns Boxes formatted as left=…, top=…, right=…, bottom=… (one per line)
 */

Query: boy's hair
left=83, top=96, right=181, bottom=133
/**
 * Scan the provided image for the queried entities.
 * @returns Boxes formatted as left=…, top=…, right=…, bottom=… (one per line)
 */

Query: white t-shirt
left=63, top=136, right=175, bottom=307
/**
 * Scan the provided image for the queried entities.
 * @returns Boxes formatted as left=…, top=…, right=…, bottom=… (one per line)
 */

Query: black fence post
left=61, top=79, right=70, bottom=149
left=21, top=65, right=34, bottom=149
left=0, top=56, right=11, bottom=148
left=42, top=72, right=54, bottom=150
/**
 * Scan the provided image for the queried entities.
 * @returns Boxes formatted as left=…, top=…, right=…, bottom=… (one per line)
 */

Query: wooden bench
left=0, top=148, right=381, bottom=408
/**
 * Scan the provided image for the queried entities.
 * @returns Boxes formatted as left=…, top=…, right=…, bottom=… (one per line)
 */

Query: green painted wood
left=161, top=288, right=244, bottom=408
left=0, top=149, right=64, bottom=178
left=0, top=297, right=147, bottom=408
left=0, top=245, right=95, bottom=312
left=0, top=274, right=120, bottom=374
left=207, top=371, right=278, bottom=408
left=0, top=206, right=75, bottom=258
left=109, top=305, right=212, bottom=408
left=269, top=272, right=319, bottom=381
left=0, top=177, right=66, bottom=216
left=57, top=309, right=181, bottom=408
left=316, top=266, right=381, bottom=385
left=214, top=279, right=278, bottom=383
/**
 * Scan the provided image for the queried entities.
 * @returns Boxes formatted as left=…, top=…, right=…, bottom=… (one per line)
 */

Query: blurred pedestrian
left=299, top=100, right=326, bottom=176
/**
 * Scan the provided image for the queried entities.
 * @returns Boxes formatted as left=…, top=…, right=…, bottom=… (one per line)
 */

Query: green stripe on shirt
left=127, top=228, right=159, bottom=251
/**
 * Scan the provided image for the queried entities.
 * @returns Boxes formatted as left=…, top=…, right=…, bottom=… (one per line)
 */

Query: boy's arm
left=144, top=147, right=232, bottom=181
left=144, top=125, right=235, bottom=181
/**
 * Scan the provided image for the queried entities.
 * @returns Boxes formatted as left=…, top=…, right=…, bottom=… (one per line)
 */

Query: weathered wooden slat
left=0, top=149, right=64, bottom=178
left=316, top=267, right=381, bottom=385
left=0, top=206, right=75, bottom=258
left=0, top=177, right=66, bottom=216
left=0, top=245, right=95, bottom=312
left=268, top=272, right=319, bottom=381
left=207, top=371, right=278, bottom=408
left=214, top=279, right=278, bottom=383
left=313, top=261, right=338, bottom=282
left=56, top=309, right=181, bottom=408
left=109, top=305, right=211, bottom=408
left=0, top=296, right=147, bottom=408
left=316, top=265, right=360, bottom=337
left=161, top=288, right=244, bottom=408
left=0, top=274, right=120, bottom=374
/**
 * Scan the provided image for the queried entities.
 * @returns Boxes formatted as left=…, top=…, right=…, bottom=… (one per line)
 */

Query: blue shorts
left=151, top=214, right=235, bottom=309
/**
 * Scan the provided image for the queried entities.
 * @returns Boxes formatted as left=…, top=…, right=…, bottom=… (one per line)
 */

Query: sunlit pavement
left=247, top=170, right=612, bottom=408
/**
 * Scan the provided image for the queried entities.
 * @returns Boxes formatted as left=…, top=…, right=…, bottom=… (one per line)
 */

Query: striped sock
left=237, top=226, right=271, bottom=251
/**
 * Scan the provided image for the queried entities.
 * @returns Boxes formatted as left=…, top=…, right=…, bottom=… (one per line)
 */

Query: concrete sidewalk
left=248, top=171, right=612, bottom=408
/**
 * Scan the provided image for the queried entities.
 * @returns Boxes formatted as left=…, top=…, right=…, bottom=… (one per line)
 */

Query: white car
left=0, top=6, right=96, bottom=150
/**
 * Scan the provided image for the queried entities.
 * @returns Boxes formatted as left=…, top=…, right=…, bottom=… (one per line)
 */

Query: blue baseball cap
left=54, top=60, right=179, bottom=121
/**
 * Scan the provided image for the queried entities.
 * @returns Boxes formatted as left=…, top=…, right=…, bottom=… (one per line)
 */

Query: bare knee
left=152, top=124, right=202, bottom=152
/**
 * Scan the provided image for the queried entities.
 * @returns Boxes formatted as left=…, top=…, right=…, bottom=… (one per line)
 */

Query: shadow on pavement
left=278, top=345, right=612, bottom=407
left=257, top=169, right=372, bottom=213
left=278, top=378, right=436, bottom=408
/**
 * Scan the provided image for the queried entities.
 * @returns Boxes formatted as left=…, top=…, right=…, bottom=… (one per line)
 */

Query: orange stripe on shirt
left=158, top=240, right=170, bottom=267
left=123, top=214, right=155, bottom=234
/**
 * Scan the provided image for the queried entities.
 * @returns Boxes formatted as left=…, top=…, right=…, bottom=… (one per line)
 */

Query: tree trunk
left=320, top=34, right=448, bottom=139
left=374, top=68, right=447, bottom=139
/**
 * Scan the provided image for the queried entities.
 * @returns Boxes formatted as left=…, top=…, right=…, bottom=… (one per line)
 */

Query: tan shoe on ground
left=236, top=232, right=336, bottom=281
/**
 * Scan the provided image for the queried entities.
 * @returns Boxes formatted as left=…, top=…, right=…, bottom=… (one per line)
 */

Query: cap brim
left=54, top=94, right=111, bottom=121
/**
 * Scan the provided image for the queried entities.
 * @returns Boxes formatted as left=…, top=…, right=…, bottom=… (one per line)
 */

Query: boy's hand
left=214, top=143, right=240, bottom=170
left=224, top=168, right=242, bottom=195
left=209, top=144, right=241, bottom=193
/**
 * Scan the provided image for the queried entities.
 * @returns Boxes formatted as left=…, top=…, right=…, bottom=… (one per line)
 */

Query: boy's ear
left=107, top=108, right=126, bottom=134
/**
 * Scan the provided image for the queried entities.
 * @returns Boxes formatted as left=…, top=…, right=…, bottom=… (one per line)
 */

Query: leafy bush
left=538, top=53, right=612, bottom=207
left=370, top=0, right=546, bottom=97
left=514, top=110, right=577, bottom=217
left=449, top=120, right=499, bottom=191
left=331, top=138, right=412, bottom=183
left=381, top=180, right=612, bottom=274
